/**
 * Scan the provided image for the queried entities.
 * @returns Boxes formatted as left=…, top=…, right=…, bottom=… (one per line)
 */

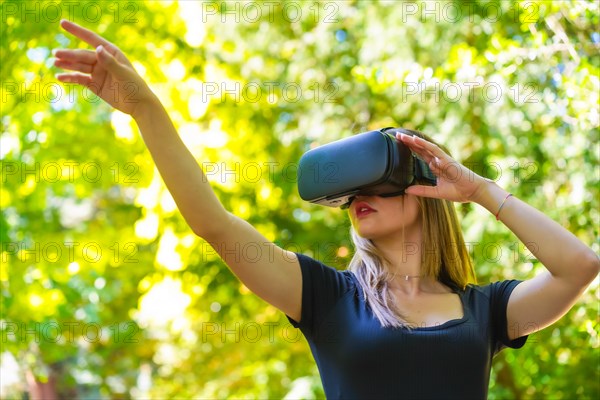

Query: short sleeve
left=485, top=280, right=529, bottom=353
left=285, top=253, right=353, bottom=337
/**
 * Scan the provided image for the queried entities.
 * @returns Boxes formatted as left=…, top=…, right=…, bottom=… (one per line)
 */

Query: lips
left=353, top=201, right=376, bottom=218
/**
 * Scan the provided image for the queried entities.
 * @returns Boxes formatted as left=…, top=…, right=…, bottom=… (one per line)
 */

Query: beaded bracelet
left=495, top=193, right=513, bottom=220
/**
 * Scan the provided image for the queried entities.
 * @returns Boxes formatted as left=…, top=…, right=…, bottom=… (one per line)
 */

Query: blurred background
left=1, top=0, right=598, bottom=398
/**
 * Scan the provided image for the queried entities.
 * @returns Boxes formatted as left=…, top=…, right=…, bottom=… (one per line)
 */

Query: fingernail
left=96, top=45, right=103, bottom=53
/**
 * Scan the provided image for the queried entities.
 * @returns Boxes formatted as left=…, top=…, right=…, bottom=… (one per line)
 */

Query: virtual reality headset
left=297, top=127, right=437, bottom=208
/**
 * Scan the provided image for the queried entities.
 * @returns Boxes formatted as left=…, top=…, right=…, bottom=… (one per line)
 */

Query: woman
left=53, top=20, right=598, bottom=398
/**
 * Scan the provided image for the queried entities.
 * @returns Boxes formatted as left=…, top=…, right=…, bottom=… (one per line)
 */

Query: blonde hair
left=347, top=129, right=477, bottom=328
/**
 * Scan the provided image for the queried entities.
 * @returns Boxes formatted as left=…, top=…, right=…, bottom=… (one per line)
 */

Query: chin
left=354, top=229, right=373, bottom=240
left=354, top=226, right=392, bottom=241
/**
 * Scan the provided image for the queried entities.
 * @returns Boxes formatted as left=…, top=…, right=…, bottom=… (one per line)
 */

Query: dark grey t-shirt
left=286, top=253, right=528, bottom=399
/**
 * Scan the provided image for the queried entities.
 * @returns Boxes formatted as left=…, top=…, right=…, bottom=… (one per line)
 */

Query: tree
left=1, top=1, right=598, bottom=398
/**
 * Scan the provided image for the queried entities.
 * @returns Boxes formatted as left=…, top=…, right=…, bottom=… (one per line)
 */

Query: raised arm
left=54, top=19, right=225, bottom=236
left=398, top=133, right=599, bottom=340
left=53, top=20, right=303, bottom=322
left=470, top=179, right=599, bottom=340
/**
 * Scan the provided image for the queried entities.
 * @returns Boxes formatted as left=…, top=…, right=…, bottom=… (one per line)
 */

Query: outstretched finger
left=54, top=59, right=94, bottom=74
left=60, top=20, right=115, bottom=51
left=56, top=72, right=93, bottom=87
left=397, top=133, right=436, bottom=163
left=408, top=134, right=450, bottom=160
left=53, top=49, right=97, bottom=64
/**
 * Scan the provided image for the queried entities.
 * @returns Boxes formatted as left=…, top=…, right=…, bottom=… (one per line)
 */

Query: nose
left=353, top=194, right=376, bottom=202
left=342, top=194, right=373, bottom=209
left=342, top=194, right=370, bottom=210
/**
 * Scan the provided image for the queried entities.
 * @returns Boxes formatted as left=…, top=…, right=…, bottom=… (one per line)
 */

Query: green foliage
left=1, top=0, right=598, bottom=398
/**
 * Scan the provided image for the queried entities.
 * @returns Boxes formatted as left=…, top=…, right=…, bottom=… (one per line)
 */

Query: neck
left=392, top=273, right=424, bottom=280
left=372, top=226, right=438, bottom=294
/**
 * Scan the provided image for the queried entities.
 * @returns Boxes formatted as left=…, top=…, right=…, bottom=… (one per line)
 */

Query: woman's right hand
left=53, top=19, right=156, bottom=117
left=53, top=21, right=304, bottom=326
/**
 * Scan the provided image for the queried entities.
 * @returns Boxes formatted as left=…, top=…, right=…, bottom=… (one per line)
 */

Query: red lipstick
left=353, top=201, right=376, bottom=218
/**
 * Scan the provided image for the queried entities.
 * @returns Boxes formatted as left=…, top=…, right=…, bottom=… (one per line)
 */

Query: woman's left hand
left=396, top=133, right=488, bottom=203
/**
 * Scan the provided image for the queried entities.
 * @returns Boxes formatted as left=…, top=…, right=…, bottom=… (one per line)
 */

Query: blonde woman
left=54, top=20, right=599, bottom=399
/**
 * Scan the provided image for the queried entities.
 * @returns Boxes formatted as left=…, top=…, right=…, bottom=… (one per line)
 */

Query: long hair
left=347, top=129, right=477, bottom=329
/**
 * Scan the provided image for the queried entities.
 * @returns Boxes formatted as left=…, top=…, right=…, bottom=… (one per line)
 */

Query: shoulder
left=295, top=252, right=353, bottom=276
left=465, top=280, right=524, bottom=300
left=462, top=280, right=526, bottom=318
left=287, top=252, right=357, bottom=333
left=294, top=252, right=356, bottom=291
left=465, top=280, right=529, bottom=351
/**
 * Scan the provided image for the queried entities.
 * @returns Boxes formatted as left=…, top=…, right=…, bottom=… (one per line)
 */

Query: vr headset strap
left=414, top=157, right=437, bottom=185
left=380, top=127, right=437, bottom=187
left=379, top=157, right=436, bottom=198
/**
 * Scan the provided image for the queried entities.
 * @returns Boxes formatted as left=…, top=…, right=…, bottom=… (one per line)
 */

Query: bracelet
left=495, top=193, right=513, bottom=220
